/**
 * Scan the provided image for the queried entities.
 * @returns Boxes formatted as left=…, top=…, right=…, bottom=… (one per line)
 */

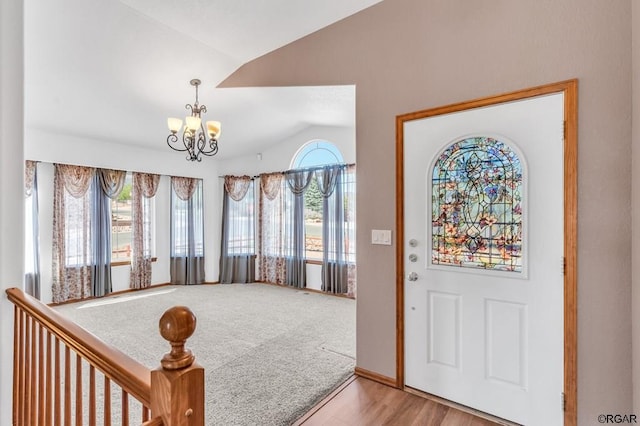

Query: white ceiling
left=25, top=0, right=380, bottom=159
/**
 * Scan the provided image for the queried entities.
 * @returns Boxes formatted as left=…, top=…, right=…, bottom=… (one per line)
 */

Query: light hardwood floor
left=295, top=376, right=501, bottom=426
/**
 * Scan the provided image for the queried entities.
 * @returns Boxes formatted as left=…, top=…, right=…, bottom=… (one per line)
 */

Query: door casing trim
left=395, top=80, right=578, bottom=426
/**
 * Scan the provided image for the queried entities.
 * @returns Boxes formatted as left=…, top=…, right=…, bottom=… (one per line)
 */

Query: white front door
left=404, top=93, right=564, bottom=425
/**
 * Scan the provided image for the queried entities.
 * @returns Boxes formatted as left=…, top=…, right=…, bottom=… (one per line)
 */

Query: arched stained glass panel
left=431, top=136, right=523, bottom=272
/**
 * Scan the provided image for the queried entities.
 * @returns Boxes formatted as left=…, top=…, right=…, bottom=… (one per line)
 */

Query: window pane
left=432, top=136, right=523, bottom=272
left=111, top=174, right=132, bottom=261
left=304, top=178, right=323, bottom=260
left=24, top=194, right=35, bottom=272
left=343, top=167, right=356, bottom=263
left=227, top=182, right=255, bottom=254
left=292, top=140, right=344, bottom=169
left=171, top=180, right=204, bottom=257
left=141, top=195, right=155, bottom=257
left=65, top=186, right=93, bottom=266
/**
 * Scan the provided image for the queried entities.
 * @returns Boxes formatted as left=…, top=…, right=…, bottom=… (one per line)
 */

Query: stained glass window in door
left=431, top=136, right=523, bottom=272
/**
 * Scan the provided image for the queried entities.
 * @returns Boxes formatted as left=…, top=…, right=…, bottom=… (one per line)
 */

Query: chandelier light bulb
left=167, top=117, right=183, bottom=133
left=206, top=121, right=221, bottom=139
left=185, top=116, right=201, bottom=131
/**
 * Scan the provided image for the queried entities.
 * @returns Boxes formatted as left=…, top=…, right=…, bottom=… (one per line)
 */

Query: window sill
left=111, top=257, right=157, bottom=267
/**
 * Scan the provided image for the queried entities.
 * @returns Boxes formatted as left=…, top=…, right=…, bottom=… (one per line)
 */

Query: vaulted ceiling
left=25, top=0, right=381, bottom=159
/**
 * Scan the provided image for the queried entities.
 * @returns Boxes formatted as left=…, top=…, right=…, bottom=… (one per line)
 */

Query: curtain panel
left=257, top=173, right=287, bottom=284
left=285, top=170, right=313, bottom=288
left=130, top=172, right=160, bottom=289
left=220, top=176, right=255, bottom=284
left=24, top=160, right=41, bottom=299
left=52, top=164, right=95, bottom=303
left=92, top=169, right=126, bottom=297
left=170, top=177, right=205, bottom=285
left=345, top=165, right=357, bottom=297
left=316, top=165, right=357, bottom=296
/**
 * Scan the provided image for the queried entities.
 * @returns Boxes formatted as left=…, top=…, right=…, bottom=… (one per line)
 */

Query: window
left=431, top=136, right=523, bottom=272
left=111, top=173, right=156, bottom=262
left=338, top=167, right=356, bottom=264
left=64, top=185, right=93, bottom=266
left=291, top=140, right=344, bottom=260
left=25, top=190, right=37, bottom=270
left=171, top=178, right=204, bottom=257
left=226, top=181, right=255, bottom=255
left=292, top=140, right=344, bottom=168
left=111, top=173, right=133, bottom=261
left=24, top=160, right=40, bottom=299
left=170, top=177, right=205, bottom=285
left=220, top=177, right=255, bottom=283
left=139, top=191, right=155, bottom=258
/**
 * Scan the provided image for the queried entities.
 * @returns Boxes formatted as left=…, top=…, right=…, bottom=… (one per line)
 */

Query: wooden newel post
left=150, top=306, right=204, bottom=426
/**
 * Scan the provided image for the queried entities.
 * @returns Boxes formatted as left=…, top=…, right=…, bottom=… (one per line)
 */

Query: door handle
left=408, top=272, right=418, bottom=281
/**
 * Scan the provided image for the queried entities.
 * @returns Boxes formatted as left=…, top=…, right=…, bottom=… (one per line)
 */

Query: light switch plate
left=371, top=229, right=392, bottom=245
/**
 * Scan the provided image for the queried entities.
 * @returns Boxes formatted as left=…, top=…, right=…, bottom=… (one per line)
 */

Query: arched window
left=291, top=140, right=345, bottom=261
left=291, top=140, right=344, bottom=169
left=431, top=136, right=523, bottom=272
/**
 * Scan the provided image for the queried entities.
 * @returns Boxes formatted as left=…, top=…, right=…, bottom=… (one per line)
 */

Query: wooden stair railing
left=6, top=287, right=204, bottom=426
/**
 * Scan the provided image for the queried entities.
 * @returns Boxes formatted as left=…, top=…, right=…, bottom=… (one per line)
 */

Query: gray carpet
left=54, top=283, right=356, bottom=425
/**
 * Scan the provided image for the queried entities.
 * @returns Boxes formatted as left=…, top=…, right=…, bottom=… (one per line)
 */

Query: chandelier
left=167, top=79, right=221, bottom=161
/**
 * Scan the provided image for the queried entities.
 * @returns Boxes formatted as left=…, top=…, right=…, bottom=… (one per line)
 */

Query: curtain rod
left=218, top=162, right=355, bottom=179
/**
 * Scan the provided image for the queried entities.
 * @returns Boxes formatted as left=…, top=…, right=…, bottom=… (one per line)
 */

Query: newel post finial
left=150, top=306, right=204, bottom=425
left=159, top=306, right=197, bottom=370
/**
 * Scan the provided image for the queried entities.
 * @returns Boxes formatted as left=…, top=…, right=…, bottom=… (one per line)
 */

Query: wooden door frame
left=395, top=80, right=578, bottom=425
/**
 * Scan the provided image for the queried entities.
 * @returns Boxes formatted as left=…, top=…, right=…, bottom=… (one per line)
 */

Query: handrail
left=6, top=287, right=151, bottom=406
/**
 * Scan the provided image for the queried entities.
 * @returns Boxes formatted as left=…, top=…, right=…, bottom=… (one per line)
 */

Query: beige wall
left=633, top=0, right=640, bottom=414
left=222, top=0, right=633, bottom=422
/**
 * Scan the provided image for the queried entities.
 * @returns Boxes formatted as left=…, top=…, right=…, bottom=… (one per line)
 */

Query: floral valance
left=224, top=175, right=253, bottom=201
left=259, top=172, right=284, bottom=201
left=97, top=169, right=127, bottom=200
left=172, top=176, right=199, bottom=201
left=55, top=164, right=96, bottom=198
left=134, top=172, right=161, bottom=198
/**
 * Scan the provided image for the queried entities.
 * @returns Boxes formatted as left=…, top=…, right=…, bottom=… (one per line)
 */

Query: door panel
left=403, top=93, right=564, bottom=425
left=485, top=298, right=527, bottom=388
left=428, top=291, right=461, bottom=369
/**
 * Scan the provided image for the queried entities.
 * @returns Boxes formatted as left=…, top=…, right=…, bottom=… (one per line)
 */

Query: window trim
left=111, top=257, right=157, bottom=267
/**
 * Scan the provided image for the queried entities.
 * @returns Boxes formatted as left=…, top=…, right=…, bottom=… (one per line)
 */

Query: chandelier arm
left=184, top=131, right=198, bottom=161
left=195, top=130, right=209, bottom=157
left=204, top=138, right=219, bottom=156
left=167, top=134, right=188, bottom=152
left=195, top=123, right=218, bottom=157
